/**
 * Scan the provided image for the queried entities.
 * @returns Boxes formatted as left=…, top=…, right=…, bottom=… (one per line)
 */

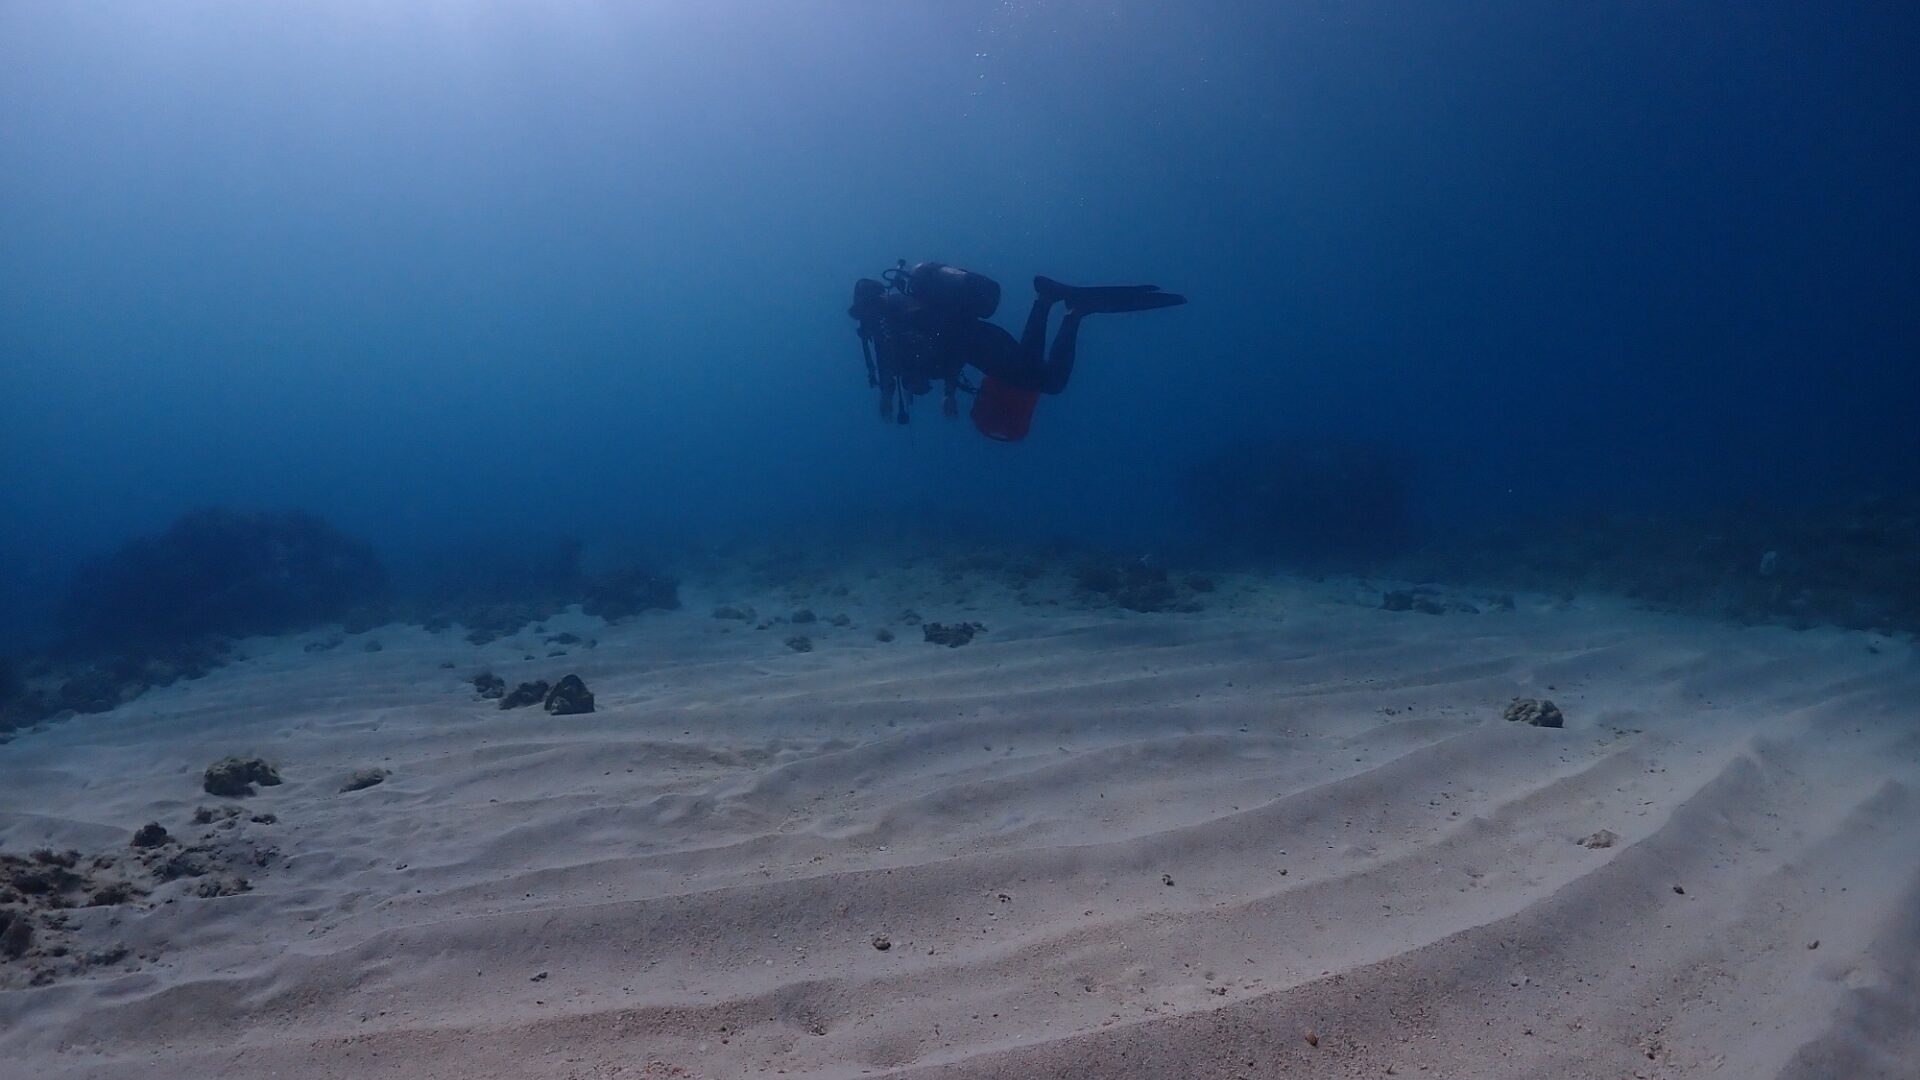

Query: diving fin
left=1034, top=275, right=1187, bottom=314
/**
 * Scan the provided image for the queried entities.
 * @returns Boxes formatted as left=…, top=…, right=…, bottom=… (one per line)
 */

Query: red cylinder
left=970, top=376, right=1040, bottom=441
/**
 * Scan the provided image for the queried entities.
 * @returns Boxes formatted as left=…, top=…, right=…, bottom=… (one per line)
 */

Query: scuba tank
left=850, top=260, right=1005, bottom=427
left=906, top=261, right=1001, bottom=321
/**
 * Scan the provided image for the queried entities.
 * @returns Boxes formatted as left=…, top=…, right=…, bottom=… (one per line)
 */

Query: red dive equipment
left=970, top=376, right=1040, bottom=442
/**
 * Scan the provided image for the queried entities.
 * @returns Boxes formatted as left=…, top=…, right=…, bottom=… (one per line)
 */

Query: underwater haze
left=4, top=1, right=1919, bottom=645
left=11, top=7, right=1920, bottom=1077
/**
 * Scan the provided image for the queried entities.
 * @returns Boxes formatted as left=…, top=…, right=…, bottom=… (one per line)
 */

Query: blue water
left=4, top=3, right=1917, bottom=647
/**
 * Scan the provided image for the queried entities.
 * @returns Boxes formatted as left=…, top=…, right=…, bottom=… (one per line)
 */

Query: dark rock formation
left=1073, top=557, right=1201, bottom=614
left=60, top=508, right=387, bottom=650
left=1382, top=589, right=1447, bottom=615
left=1504, top=698, right=1565, bottom=728
left=785, top=635, right=814, bottom=653
left=1182, top=436, right=1416, bottom=564
left=1392, top=497, right=1920, bottom=634
left=543, top=675, right=594, bottom=715
left=580, top=568, right=679, bottom=622
left=712, top=605, right=755, bottom=621
left=499, top=681, right=550, bottom=709
left=472, top=672, right=506, bottom=700
left=203, top=757, right=282, bottom=797
left=0, top=910, right=31, bottom=959
left=923, top=622, right=985, bottom=648
left=791, top=608, right=818, bottom=624
left=130, top=823, right=172, bottom=849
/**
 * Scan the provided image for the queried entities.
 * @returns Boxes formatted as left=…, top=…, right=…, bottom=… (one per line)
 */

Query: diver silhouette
left=848, top=261, right=1186, bottom=441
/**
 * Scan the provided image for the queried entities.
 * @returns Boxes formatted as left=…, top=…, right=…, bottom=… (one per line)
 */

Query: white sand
left=2, top=570, right=1917, bottom=1079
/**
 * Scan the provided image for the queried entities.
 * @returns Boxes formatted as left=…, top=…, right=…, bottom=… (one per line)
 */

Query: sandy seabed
left=2, top=567, right=1916, bottom=1079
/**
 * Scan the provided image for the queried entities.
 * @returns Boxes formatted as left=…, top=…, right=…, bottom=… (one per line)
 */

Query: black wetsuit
left=867, top=288, right=1082, bottom=401
left=852, top=270, right=1184, bottom=426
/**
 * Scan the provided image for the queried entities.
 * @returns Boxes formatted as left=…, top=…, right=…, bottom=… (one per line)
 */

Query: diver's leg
left=959, top=320, right=1039, bottom=386
left=1020, top=291, right=1054, bottom=368
left=998, top=290, right=1086, bottom=395
left=1039, top=310, right=1084, bottom=394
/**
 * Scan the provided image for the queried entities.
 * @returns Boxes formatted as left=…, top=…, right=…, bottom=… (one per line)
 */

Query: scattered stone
left=785, top=635, right=814, bottom=653
left=499, top=681, right=550, bottom=710
left=712, top=604, right=755, bottom=621
left=545, top=632, right=581, bottom=645
left=1503, top=698, right=1565, bottom=728
left=203, top=757, right=282, bottom=798
left=1673, top=884, right=1686, bottom=895
left=472, top=672, right=506, bottom=700
left=0, top=910, right=31, bottom=959
left=1382, top=589, right=1447, bottom=615
left=340, top=768, right=389, bottom=793
left=1073, top=557, right=1194, bottom=613
left=791, top=608, right=818, bottom=624
left=86, top=879, right=134, bottom=905
left=876, top=628, right=895, bottom=643
left=249, top=814, right=276, bottom=825
left=531, top=970, right=548, bottom=982
left=303, top=636, right=344, bottom=654
left=1579, top=829, right=1619, bottom=850
left=193, top=877, right=251, bottom=899
left=924, top=622, right=985, bottom=648
left=830, top=613, right=851, bottom=627
left=543, top=675, right=595, bottom=715
left=1162, top=873, right=1176, bottom=887
left=4, top=819, right=279, bottom=984
left=900, top=609, right=923, bottom=625
left=1808, top=940, right=1820, bottom=950
left=130, top=823, right=172, bottom=850
left=871, top=934, right=891, bottom=952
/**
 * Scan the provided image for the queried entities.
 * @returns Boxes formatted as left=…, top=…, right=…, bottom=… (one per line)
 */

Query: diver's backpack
left=907, top=262, right=1000, bottom=321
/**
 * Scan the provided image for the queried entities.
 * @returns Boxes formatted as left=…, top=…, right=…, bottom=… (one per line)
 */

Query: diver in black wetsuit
left=848, top=261, right=1186, bottom=441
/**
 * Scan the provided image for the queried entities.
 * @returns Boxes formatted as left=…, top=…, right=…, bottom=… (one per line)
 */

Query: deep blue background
left=4, top=2, right=1916, bottom=646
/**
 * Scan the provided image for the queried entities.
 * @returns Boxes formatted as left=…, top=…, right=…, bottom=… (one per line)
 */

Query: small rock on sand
left=543, top=674, right=594, bottom=715
left=472, top=672, right=506, bottom=700
left=1580, top=829, right=1619, bottom=849
left=871, top=934, right=891, bottom=951
left=499, top=681, right=549, bottom=709
left=203, top=757, right=282, bottom=798
left=923, top=622, right=985, bottom=648
left=130, top=823, right=172, bottom=849
left=1503, top=697, right=1565, bottom=728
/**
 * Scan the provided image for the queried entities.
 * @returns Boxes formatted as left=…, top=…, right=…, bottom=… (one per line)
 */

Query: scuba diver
left=848, top=261, right=1186, bottom=441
